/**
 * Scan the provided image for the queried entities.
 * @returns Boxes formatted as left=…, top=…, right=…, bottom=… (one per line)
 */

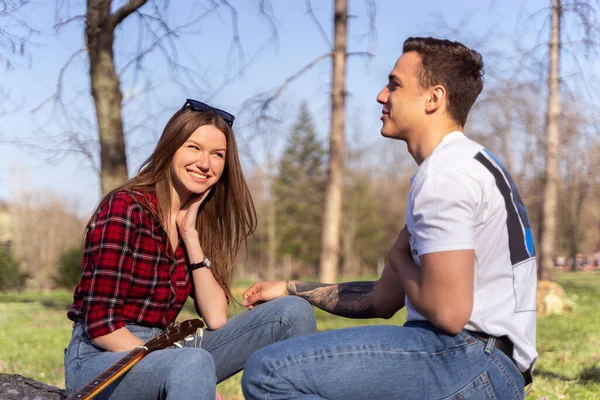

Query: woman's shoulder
left=105, top=189, right=146, bottom=207
left=94, top=190, right=154, bottom=220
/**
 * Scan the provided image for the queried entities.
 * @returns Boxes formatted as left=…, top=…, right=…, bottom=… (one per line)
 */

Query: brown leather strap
left=465, top=330, right=532, bottom=386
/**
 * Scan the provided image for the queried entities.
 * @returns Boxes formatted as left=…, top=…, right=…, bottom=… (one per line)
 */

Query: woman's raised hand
left=176, top=189, right=211, bottom=239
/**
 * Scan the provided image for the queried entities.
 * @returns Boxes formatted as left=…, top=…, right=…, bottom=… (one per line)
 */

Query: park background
left=0, top=0, right=599, bottom=399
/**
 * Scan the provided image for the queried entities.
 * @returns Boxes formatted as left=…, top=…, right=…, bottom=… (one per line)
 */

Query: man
left=241, top=37, right=537, bottom=400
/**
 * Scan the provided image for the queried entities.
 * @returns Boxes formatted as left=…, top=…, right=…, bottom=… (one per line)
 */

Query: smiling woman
left=169, top=124, right=227, bottom=205
left=61, top=99, right=317, bottom=400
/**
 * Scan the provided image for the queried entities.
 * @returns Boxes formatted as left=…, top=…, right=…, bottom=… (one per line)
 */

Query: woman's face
left=170, top=124, right=227, bottom=200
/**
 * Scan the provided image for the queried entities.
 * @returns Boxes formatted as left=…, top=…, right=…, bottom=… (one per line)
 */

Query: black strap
left=465, top=330, right=532, bottom=387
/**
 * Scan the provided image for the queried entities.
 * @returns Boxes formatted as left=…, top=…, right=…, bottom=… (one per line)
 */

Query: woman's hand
left=176, top=190, right=211, bottom=240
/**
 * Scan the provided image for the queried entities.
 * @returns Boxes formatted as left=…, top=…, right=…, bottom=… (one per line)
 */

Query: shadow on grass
left=533, top=369, right=574, bottom=381
left=0, top=291, right=73, bottom=311
left=556, top=272, right=600, bottom=296
left=580, top=364, right=600, bottom=383
left=534, top=365, right=600, bottom=384
left=39, top=299, right=72, bottom=310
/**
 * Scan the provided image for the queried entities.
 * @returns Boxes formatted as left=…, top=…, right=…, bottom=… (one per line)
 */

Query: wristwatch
left=188, top=257, right=212, bottom=271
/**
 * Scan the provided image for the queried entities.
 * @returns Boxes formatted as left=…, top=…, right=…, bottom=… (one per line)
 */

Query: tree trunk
left=86, top=1, right=131, bottom=195
left=266, top=169, right=277, bottom=280
left=319, top=0, right=347, bottom=283
left=539, top=0, right=561, bottom=281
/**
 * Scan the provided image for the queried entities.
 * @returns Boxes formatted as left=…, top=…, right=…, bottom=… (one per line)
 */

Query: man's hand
left=242, top=281, right=289, bottom=308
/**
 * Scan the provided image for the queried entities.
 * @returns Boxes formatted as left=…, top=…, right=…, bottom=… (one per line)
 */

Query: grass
left=0, top=272, right=598, bottom=399
left=530, top=272, right=600, bottom=399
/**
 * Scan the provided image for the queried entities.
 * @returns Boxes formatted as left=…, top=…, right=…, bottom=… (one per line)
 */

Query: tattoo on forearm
left=285, top=280, right=377, bottom=318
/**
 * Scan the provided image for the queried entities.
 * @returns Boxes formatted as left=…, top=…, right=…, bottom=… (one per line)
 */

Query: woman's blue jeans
left=242, top=321, right=525, bottom=400
left=64, top=296, right=316, bottom=400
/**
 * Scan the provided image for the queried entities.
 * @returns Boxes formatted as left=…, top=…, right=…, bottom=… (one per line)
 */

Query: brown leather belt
left=466, top=330, right=532, bottom=387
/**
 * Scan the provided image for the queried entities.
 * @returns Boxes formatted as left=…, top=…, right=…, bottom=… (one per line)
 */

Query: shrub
left=0, top=245, right=28, bottom=291
left=54, top=246, right=83, bottom=289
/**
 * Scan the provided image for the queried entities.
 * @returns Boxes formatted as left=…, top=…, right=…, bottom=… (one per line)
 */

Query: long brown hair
left=89, top=107, right=257, bottom=301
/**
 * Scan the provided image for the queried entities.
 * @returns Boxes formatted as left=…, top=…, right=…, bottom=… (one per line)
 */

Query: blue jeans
left=242, top=321, right=525, bottom=400
left=64, top=296, right=316, bottom=399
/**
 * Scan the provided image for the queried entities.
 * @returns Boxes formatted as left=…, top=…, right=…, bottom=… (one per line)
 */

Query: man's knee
left=242, top=348, right=272, bottom=399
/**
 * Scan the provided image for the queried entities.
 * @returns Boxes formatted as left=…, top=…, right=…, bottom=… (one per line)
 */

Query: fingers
left=242, top=283, right=262, bottom=307
left=199, top=188, right=212, bottom=204
left=242, top=294, right=261, bottom=307
left=242, top=283, right=259, bottom=300
left=176, top=189, right=213, bottom=231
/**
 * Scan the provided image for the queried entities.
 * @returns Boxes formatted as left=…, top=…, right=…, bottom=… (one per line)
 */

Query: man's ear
left=425, top=85, right=446, bottom=114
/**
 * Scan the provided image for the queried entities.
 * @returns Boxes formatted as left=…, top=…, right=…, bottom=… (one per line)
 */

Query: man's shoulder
left=434, top=134, right=483, bottom=162
left=431, top=136, right=496, bottom=179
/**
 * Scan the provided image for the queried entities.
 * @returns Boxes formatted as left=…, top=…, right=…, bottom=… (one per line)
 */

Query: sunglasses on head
left=182, top=99, right=235, bottom=127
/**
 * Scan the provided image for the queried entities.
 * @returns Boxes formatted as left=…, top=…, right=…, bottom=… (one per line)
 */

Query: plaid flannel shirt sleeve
left=83, top=192, right=140, bottom=339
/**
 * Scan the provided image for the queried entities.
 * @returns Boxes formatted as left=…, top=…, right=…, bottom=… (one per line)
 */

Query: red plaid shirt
left=68, top=190, right=192, bottom=339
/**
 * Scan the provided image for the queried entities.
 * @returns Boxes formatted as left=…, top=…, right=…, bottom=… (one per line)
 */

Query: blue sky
left=0, top=0, right=570, bottom=214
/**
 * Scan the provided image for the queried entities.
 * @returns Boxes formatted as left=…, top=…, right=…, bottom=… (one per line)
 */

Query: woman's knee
left=168, top=349, right=217, bottom=383
left=275, top=296, right=317, bottom=336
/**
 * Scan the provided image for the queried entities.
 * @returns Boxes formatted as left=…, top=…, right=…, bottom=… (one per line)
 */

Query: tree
left=84, top=0, right=145, bottom=194
left=244, top=0, right=376, bottom=283
left=9, top=183, right=84, bottom=288
left=537, top=0, right=600, bottom=280
left=44, top=1, right=278, bottom=196
left=319, top=0, right=347, bottom=283
left=554, top=102, right=595, bottom=270
left=341, top=172, right=384, bottom=277
left=274, top=103, right=327, bottom=276
left=539, top=0, right=561, bottom=281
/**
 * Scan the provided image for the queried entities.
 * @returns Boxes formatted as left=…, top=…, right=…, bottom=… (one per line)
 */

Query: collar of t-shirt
left=411, top=130, right=465, bottom=183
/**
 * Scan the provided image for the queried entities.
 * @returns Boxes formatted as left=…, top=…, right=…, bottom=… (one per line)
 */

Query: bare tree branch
left=109, top=0, right=148, bottom=30
left=306, top=0, right=332, bottom=49
left=32, top=0, right=281, bottom=188
left=53, top=14, right=85, bottom=33
left=220, top=0, right=245, bottom=76
left=31, top=48, right=86, bottom=113
left=243, top=52, right=332, bottom=121
left=0, top=0, right=37, bottom=67
left=355, top=0, right=377, bottom=55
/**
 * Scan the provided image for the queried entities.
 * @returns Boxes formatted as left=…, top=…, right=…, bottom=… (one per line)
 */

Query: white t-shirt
left=405, top=131, right=537, bottom=372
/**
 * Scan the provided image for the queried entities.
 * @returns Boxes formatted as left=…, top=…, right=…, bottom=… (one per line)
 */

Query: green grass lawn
left=0, top=272, right=598, bottom=399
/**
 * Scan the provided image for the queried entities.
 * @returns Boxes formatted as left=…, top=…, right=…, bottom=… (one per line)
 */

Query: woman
left=64, top=99, right=316, bottom=400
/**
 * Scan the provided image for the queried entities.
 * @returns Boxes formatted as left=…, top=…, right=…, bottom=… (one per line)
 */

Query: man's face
left=376, top=51, right=428, bottom=140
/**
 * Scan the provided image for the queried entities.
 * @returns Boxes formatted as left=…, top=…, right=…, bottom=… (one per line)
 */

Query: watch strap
left=188, top=257, right=212, bottom=271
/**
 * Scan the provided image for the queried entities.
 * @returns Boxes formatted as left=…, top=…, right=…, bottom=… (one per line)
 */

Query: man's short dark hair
left=403, top=37, right=484, bottom=126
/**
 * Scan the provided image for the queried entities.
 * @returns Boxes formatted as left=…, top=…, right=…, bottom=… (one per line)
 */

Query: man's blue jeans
left=243, top=321, right=525, bottom=400
left=64, top=296, right=316, bottom=399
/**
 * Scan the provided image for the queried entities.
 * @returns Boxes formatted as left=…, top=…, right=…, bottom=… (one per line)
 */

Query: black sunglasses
left=182, top=99, right=235, bottom=127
